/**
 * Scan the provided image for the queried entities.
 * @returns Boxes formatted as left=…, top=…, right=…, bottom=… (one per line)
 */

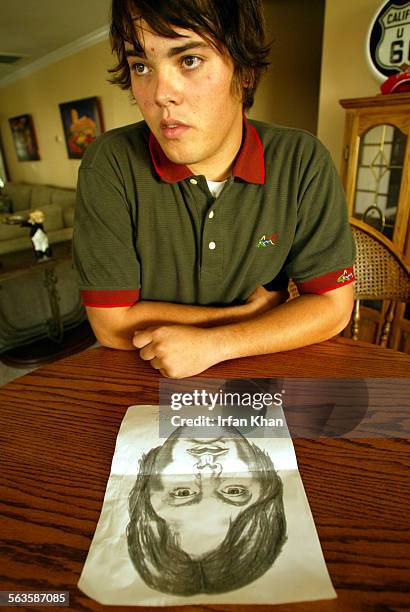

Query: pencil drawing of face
left=127, top=426, right=287, bottom=596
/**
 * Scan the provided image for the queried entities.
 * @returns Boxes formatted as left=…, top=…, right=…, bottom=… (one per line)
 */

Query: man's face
left=149, top=429, right=262, bottom=556
left=125, top=21, right=244, bottom=180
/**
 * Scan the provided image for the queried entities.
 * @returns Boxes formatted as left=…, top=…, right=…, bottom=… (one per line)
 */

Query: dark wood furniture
left=0, top=337, right=409, bottom=611
left=339, top=93, right=410, bottom=352
left=0, top=243, right=95, bottom=366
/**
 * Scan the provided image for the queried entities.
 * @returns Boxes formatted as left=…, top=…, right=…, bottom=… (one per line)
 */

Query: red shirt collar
left=148, top=116, right=265, bottom=185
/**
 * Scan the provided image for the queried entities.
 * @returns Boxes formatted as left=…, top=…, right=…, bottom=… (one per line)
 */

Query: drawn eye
left=220, top=485, right=247, bottom=497
left=170, top=487, right=198, bottom=498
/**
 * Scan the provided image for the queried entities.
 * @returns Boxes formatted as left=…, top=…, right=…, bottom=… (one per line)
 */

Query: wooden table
left=0, top=337, right=409, bottom=611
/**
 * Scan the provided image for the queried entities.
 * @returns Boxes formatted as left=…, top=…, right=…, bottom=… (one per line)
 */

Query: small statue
left=20, top=210, right=52, bottom=261
left=381, top=63, right=410, bottom=94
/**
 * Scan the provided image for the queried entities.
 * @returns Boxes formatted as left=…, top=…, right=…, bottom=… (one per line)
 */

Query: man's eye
left=220, top=485, right=246, bottom=497
left=170, top=487, right=198, bottom=498
left=181, top=56, right=202, bottom=70
left=132, top=63, right=149, bottom=75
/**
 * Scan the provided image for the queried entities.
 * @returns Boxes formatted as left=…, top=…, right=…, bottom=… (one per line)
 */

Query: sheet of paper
left=78, top=405, right=336, bottom=606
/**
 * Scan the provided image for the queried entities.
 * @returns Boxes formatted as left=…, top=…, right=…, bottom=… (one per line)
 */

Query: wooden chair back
left=350, top=218, right=410, bottom=346
left=287, top=218, right=410, bottom=347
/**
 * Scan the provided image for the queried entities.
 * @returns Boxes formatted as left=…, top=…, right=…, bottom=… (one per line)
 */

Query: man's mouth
left=160, top=119, right=189, bottom=128
left=160, top=120, right=191, bottom=139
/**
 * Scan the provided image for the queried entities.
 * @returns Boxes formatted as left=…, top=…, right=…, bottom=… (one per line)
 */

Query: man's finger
left=133, top=330, right=153, bottom=349
left=139, top=344, right=156, bottom=361
left=150, top=357, right=163, bottom=370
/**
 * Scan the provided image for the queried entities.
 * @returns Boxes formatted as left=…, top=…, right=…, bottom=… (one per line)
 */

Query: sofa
left=0, top=182, right=75, bottom=256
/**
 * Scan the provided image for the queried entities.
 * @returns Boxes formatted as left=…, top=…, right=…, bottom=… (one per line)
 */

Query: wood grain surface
left=0, top=337, right=409, bottom=612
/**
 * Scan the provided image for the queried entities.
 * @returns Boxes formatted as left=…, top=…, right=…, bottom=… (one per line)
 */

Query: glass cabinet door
left=353, top=124, right=407, bottom=241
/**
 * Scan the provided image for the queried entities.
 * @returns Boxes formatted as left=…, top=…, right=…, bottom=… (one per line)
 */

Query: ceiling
left=0, top=0, right=112, bottom=84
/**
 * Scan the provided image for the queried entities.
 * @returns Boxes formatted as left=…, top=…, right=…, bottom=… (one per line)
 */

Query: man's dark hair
left=126, top=441, right=287, bottom=595
left=109, top=0, right=271, bottom=111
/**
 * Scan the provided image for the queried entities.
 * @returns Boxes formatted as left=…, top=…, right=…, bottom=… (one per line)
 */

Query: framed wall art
left=9, top=114, right=40, bottom=161
left=59, top=96, right=104, bottom=159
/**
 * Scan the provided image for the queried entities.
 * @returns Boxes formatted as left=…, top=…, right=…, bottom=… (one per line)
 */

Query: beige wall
left=0, top=40, right=142, bottom=188
left=317, top=0, right=381, bottom=165
left=251, top=0, right=324, bottom=133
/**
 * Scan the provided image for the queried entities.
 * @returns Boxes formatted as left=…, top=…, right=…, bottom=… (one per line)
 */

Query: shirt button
left=190, top=178, right=198, bottom=185
left=209, top=241, right=216, bottom=250
left=209, top=211, right=214, bottom=219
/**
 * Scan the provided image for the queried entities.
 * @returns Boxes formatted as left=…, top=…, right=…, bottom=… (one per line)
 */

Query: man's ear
left=242, top=67, right=255, bottom=89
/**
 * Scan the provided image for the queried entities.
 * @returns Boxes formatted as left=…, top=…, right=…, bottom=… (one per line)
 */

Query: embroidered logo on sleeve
left=337, top=269, right=354, bottom=283
left=257, top=232, right=278, bottom=248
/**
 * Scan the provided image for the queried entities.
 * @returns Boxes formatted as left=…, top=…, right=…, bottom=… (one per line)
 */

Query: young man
left=73, top=0, right=355, bottom=379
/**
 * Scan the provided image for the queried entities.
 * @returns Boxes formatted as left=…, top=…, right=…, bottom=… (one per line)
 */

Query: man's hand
left=133, top=325, right=222, bottom=379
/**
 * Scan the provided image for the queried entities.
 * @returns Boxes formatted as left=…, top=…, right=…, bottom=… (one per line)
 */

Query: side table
left=0, top=244, right=95, bottom=366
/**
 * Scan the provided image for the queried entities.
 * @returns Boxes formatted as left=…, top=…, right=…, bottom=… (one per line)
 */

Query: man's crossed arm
left=86, top=284, right=353, bottom=378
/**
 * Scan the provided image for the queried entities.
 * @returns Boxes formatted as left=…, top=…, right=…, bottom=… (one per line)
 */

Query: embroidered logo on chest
left=257, top=232, right=278, bottom=248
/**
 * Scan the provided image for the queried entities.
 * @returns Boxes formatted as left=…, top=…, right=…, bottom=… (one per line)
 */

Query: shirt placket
left=185, top=176, right=225, bottom=285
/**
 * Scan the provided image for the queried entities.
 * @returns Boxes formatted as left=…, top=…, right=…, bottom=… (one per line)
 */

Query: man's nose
left=154, top=67, right=183, bottom=107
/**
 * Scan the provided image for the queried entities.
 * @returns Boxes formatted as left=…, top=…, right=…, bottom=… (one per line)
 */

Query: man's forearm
left=207, top=290, right=353, bottom=361
left=87, top=288, right=287, bottom=350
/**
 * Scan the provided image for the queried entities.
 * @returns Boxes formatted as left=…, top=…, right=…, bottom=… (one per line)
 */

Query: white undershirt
left=206, top=179, right=227, bottom=199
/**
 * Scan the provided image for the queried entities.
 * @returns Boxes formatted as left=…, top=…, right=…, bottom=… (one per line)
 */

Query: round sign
left=366, top=0, right=410, bottom=82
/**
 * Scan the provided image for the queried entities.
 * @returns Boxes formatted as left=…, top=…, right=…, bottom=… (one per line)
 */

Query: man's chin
left=162, top=150, right=196, bottom=167
left=157, top=140, right=199, bottom=167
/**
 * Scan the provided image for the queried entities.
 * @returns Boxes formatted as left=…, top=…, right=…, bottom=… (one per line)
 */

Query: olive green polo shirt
left=73, top=118, right=355, bottom=307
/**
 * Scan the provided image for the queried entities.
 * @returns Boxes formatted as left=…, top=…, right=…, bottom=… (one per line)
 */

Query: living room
left=1, top=2, right=410, bottom=607
left=0, top=0, right=407, bottom=382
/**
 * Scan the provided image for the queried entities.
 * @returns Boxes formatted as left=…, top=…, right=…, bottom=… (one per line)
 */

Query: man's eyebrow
left=125, top=41, right=209, bottom=60
left=167, top=41, right=210, bottom=57
left=125, top=48, right=146, bottom=59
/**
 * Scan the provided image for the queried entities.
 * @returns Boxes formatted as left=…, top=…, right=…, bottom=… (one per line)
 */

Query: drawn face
left=125, top=20, right=244, bottom=180
left=149, top=428, right=262, bottom=555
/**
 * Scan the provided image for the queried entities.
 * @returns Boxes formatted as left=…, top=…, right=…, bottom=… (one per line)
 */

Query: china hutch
left=339, top=92, right=410, bottom=353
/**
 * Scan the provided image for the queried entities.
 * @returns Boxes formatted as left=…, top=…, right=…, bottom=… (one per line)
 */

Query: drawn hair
left=109, top=0, right=271, bottom=111
left=127, top=441, right=287, bottom=595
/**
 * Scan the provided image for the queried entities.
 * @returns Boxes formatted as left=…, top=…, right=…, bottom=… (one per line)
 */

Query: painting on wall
left=9, top=114, right=40, bottom=162
left=59, top=96, right=104, bottom=159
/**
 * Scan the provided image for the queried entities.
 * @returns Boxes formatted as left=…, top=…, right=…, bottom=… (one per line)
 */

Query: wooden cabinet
left=339, top=92, right=410, bottom=352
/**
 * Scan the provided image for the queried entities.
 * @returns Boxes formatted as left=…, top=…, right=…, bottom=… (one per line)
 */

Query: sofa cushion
left=30, top=185, right=53, bottom=208
left=0, top=220, right=27, bottom=241
left=51, top=188, right=76, bottom=209
left=37, top=203, right=64, bottom=232
left=0, top=234, right=34, bottom=255
left=2, top=183, right=33, bottom=212
left=63, top=205, right=75, bottom=228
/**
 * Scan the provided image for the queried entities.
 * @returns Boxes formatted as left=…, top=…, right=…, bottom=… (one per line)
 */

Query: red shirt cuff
left=81, top=289, right=140, bottom=307
left=296, top=267, right=355, bottom=294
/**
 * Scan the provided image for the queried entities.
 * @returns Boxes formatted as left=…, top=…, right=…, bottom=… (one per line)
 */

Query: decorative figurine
left=381, top=63, right=410, bottom=94
left=20, top=210, right=52, bottom=261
